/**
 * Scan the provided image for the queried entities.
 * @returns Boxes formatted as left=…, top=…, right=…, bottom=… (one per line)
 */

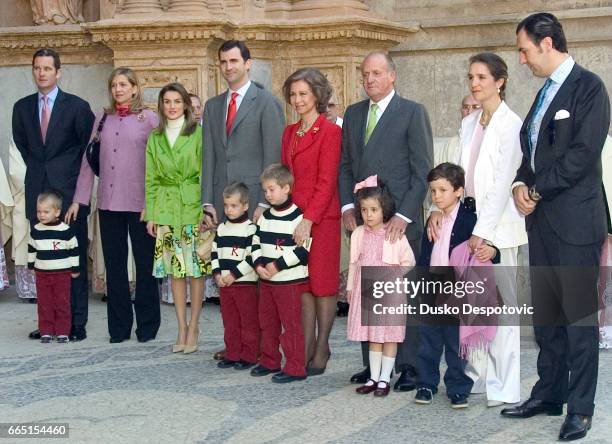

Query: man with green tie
left=338, top=51, right=433, bottom=391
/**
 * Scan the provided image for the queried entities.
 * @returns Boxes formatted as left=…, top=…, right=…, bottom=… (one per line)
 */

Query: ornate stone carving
left=138, top=67, right=199, bottom=104
left=30, top=0, right=85, bottom=25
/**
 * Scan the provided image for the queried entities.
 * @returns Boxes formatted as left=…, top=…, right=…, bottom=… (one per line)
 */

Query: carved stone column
left=116, top=0, right=163, bottom=14
left=167, top=0, right=208, bottom=13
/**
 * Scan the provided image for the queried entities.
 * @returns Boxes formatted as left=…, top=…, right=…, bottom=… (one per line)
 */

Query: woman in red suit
left=281, top=68, right=342, bottom=375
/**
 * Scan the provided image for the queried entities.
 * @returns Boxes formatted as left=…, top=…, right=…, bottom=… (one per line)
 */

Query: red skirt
left=309, top=217, right=340, bottom=296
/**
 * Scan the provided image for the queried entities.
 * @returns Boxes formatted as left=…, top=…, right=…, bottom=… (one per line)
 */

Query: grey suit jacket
left=202, top=82, right=285, bottom=218
left=338, top=93, right=433, bottom=241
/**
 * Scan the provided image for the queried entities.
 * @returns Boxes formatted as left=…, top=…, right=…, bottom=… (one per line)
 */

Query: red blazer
left=281, top=114, right=341, bottom=224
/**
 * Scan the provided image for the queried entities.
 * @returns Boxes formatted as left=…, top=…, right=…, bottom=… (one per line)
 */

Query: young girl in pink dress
left=346, top=176, right=415, bottom=396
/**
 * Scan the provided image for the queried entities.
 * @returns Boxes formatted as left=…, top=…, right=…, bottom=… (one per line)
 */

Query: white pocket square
left=554, top=109, right=570, bottom=120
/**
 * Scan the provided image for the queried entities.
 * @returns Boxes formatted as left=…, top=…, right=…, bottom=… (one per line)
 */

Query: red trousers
left=220, top=284, right=260, bottom=363
left=258, top=281, right=308, bottom=376
left=35, top=271, right=72, bottom=336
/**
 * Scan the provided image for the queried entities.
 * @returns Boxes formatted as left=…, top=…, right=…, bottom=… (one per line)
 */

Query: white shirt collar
left=369, top=89, right=395, bottom=114
left=549, top=56, right=574, bottom=85
left=229, top=80, right=252, bottom=98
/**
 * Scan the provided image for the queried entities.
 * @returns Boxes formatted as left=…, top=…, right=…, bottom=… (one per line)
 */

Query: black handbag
left=85, top=113, right=108, bottom=176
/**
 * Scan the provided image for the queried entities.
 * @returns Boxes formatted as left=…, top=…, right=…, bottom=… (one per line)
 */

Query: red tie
left=226, top=92, right=238, bottom=135
left=40, top=95, right=50, bottom=143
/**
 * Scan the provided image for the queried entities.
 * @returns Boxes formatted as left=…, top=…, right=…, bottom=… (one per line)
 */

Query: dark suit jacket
left=514, top=63, right=610, bottom=245
left=12, top=89, right=95, bottom=221
left=202, top=82, right=285, bottom=218
left=418, top=203, right=500, bottom=267
left=338, top=92, right=433, bottom=241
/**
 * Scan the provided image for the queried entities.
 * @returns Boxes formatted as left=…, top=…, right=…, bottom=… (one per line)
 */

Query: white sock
left=378, top=355, right=396, bottom=387
left=368, top=351, right=383, bottom=385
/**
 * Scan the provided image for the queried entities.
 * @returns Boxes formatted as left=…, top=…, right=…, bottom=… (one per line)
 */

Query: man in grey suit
left=202, top=40, right=285, bottom=226
left=339, top=51, right=433, bottom=391
left=201, top=40, right=284, bottom=361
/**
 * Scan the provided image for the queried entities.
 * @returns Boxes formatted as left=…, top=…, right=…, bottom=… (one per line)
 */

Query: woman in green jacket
left=145, top=82, right=207, bottom=354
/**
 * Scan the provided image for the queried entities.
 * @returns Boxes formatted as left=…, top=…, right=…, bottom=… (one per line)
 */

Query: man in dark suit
left=338, top=51, right=433, bottom=391
left=12, top=48, right=95, bottom=341
left=501, top=14, right=610, bottom=442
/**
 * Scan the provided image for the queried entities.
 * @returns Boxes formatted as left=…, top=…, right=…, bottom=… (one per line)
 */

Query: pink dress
left=346, top=226, right=406, bottom=343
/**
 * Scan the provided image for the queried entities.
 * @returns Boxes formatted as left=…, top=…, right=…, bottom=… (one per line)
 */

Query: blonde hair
left=37, top=190, right=63, bottom=210
left=106, top=67, right=144, bottom=114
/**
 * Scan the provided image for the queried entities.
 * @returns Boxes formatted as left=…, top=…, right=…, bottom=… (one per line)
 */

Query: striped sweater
left=211, top=213, right=258, bottom=284
left=251, top=199, right=309, bottom=284
left=28, top=221, right=79, bottom=273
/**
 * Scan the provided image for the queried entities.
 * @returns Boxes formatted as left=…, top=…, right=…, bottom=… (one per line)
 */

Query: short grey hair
left=362, top=51, right=397, bottom=73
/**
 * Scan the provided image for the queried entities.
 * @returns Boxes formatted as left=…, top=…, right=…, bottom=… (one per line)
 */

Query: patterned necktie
left=40, top=95, right=50, bottom=143
left=226, top=92, right=239, bottom=136
left=528, top=78, right=553, bottom=160
left=364, top=103, right=379, bottom=145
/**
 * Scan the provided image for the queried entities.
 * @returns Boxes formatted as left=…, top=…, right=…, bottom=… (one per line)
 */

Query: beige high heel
left=183, top=327, right=200, bottom=354
left=173, top=327, right=187, bottom=353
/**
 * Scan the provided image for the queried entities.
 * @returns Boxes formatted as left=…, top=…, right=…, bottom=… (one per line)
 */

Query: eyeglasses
left=462, top=104, right=481, bottom=111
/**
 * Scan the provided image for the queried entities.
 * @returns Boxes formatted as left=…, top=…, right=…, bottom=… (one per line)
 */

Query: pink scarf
left=449, top=241, right=497, bottom=358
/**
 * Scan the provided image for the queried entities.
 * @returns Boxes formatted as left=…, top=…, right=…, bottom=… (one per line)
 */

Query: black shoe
left=271, top=372, right=307, bottom=383
left=450, top=394, right=469, bottom=409
left=234, top=360, right=255, bottom=370
left=393, top=370, right=416, bottom=392
left=137, top=336, right=154, bottom=343
left=500, top=398, right=563, bottom=418
left=415, top=388, right=433, bottom=404
left=217, top=359, right=238, bottom=369
left=109, top=337, right=127, bottom=343
left=212, top=297, right=220, bottom=305
left=56, top=335, right=69, bottom=343
left=40, top=335, right=53, bottom=343
left=336, top=301, right=349, bottom=317
left=69, top=327, right=87, bottom=342
left=28, top=298, right=38, bottom=304
left=306, top=366, right=326, bottom=376
left=250, top=364, right=281, bottom=376
left=350, top=366, right=370, bottom=384
left=559, top=414, right=592, bottom=441
left=29, top=329, right=41, bottom=340
left=101, top=295, right=108, bottom=302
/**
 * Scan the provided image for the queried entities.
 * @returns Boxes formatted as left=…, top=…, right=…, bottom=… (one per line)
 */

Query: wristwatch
left=528, top=186, right=542, bottom=202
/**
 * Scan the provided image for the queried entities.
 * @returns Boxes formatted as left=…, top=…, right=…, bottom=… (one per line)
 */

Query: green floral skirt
left=153, top=224, right=211, bottom=279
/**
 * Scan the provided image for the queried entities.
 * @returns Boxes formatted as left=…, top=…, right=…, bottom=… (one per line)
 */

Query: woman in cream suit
left=429, top=52, right=527, bottom=406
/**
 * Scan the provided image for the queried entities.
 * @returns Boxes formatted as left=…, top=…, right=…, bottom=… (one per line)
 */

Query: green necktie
left=364, top=103, right=379, bottom=144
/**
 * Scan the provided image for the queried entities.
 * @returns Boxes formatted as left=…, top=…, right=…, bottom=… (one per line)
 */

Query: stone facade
left=0, top=0, right=611, bottom=162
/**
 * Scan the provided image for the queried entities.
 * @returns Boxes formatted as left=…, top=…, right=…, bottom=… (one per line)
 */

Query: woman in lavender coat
left=66, top=67, right=160, bottom=343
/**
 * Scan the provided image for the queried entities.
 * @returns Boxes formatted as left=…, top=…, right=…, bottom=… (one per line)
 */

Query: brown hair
left=106, top=67, right=144, bottom=114
left=260, top=163, right=294, bottom=189
left=282, top=68, right=333, bottom=114
left=469, top=52, right=509, bottom=101
left=155, top=82, right=198, bottom=136
left=223, top=182, right=250, bottom=204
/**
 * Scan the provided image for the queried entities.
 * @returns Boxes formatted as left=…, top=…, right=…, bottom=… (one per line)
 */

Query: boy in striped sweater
left=28, top=191, right=80, bottom=343
left=250, top=164, right=310, bottom=383
left=212, top=182, right=259, bottom=370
